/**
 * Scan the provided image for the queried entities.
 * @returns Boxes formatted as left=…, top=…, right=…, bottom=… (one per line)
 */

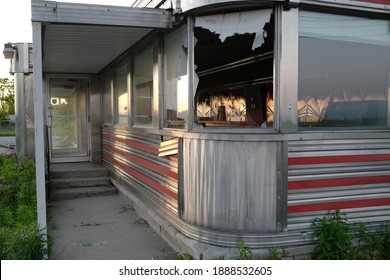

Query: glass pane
left=116, top=63, right=129, bottom=125
left=50, top=79, right=88, bottom=158
left=102, top=73, right=113, bottom=124
left=164, top=27, right=188, bottom=129
left=298, top=11, right=390, bottom=129
left=134, top=47, right=153, bottom=126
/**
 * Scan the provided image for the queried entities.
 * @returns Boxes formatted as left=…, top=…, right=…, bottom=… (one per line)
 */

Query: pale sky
left=0, top=0, right=137, bottom=78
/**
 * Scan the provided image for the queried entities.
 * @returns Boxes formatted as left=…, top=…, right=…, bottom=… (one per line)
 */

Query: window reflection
left=163, top=26, right=188, bottom=129
left=116, top=63, right=129, bottom=125
left=102, top=73, right=113, bottom=124
left=134, top=47, right=153, bottom=127
left=298, top=11, right=390, bottom=129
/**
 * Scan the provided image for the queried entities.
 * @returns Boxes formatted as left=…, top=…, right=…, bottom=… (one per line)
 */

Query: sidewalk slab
left=47, top=194, right=178, bottom=260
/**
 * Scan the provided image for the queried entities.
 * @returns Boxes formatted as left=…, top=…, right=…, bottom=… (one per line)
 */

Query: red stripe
left=103, top=153, right=178, bottom=201
left=103, top=143, right=178, bottom=180
left=102, top=133, right=159, bottom=154
left=289, top=175, right=390, bottom=190
left=353, top=0, right=390, bottom=5
left=289, top=154, right=390, bottom=165
left=288, top=198, right=390, bottom=214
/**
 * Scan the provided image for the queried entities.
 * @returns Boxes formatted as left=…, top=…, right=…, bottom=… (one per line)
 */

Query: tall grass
left=0, top=154, right=49, bottom=259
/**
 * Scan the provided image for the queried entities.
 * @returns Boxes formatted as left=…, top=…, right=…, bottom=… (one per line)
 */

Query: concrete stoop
left=49, top=163, right=118, bottom=201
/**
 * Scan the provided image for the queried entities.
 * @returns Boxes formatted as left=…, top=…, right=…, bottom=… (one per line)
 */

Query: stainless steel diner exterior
left=9, top=0, right=390, bottom=258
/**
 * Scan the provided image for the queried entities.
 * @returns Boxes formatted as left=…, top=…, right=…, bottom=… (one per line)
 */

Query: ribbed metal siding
left=182, top=138, right=278, bottom=232
left=102, top=128, right=179, bottom=214
left=288, top=138, right=390, bottom=231
left=43, top=24, right=152, bottom=73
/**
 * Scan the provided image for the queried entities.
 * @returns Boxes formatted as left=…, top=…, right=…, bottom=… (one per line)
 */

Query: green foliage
left=312, top=209, right=390, bottom=260
left=0, top=224, right=49, bottom=260
left=238, top=240, right=252, bottom=260
left=178, top=253, right=195, bottom=260
left=312, top=209, right=358, bottom=260
left=0, top=78, right=15, bottom=114
left=266, top=246, right=283, bottom=260
left=357, top=222, right=390, bottom=260
left=0, top=154, right=50, bottom=259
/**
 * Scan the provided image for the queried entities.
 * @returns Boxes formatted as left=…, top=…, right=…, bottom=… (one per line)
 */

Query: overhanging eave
left=31, top=0, right=172, bottom=29
left=31, top=0, right=172, bottom=74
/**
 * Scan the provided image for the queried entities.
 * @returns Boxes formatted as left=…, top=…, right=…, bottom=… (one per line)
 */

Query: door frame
left=46, top=74, right=91, bottom=163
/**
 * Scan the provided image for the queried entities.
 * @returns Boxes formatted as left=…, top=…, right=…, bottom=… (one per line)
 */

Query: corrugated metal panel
left=288, top=138, right=390, bottom=231
left=102, top=128, right=179, bottom=214
left=43, top=24, right=152, bottom=73
left=182, top=138, right=278, bottom=232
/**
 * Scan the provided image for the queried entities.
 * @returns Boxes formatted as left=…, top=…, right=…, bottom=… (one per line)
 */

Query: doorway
left=48, top=78, right=89, bottom=162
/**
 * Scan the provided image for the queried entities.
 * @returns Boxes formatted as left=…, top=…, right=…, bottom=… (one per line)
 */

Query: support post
left=32, top=21, right=48, bottom=259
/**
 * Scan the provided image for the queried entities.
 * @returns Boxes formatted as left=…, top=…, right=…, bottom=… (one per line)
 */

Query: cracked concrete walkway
left=47, top=194, right=178, bottom=260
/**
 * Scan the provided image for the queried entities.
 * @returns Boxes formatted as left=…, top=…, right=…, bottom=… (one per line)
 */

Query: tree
left=0, top=78, right=15, bottom=116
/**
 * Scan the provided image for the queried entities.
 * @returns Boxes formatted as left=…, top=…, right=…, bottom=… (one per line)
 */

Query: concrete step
left=49, top=186, right=118, bottom=201
left=49, top=176, right=112, bottom=189
left=49, top=164, right=109, bottom=179
left=48, top=163, right=116, bottom=201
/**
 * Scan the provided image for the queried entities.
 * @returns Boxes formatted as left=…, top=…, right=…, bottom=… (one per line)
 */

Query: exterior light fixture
left=3, top=43, right=16, bottom=59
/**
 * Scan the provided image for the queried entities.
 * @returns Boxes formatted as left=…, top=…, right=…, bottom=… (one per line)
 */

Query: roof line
left=31, top=0, right=173, bottom=29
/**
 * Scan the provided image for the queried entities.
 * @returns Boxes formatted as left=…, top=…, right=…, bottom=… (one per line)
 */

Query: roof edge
left=31, top=0, right=173, bottom=29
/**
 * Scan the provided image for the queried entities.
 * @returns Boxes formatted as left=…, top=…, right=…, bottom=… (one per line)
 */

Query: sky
left=0, top=0, right=137, bottom=78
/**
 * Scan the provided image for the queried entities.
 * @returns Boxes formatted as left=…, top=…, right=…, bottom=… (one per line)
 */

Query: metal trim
left=300, top=0, right=390, bottom=13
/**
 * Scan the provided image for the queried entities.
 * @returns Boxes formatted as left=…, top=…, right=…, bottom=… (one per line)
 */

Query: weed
left=266, top=246, right=283, bottom=260
left=312, top=209, right=358, bottom=260
left=312, top=209, right=390, bottom=260
left=239, top=240, right=252, bottom=260
left=178, top=253, right=195, bottom=260
left=357, top=222, right=390, bottom=259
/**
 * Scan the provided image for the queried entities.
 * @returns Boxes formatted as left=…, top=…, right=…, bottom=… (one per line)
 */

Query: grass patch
left=0, top=154, right=50, bottom=259
left=0, top=121, right=15, bottom=136
left=0, top=131, right=15, bottom=137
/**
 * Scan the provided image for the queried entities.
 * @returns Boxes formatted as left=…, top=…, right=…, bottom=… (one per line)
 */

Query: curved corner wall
left=182, top=138, right=278, bottom=232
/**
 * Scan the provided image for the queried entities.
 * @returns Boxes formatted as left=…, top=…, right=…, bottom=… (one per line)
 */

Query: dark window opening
left=194, top=10, right=274, bottom=127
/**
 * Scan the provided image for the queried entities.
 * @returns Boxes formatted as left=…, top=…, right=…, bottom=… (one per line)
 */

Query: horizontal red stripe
left=103, top=143, right=178, bottom=180
left=289, top=175, right=390, bottom=190
left=102, top=133, right=158, bottom=154
left=288, top=198, right=390, bottom=214
left=353, top=0, right=390, bottom=5
left=103, top=153, right=178, bottom=201
left=289, top=154, right=390, bottom=165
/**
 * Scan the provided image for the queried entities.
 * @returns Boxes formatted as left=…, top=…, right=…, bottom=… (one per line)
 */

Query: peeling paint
left=195, top=9, right=272, bottom=50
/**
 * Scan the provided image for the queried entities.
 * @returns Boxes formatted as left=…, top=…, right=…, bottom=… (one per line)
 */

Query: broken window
left=194, top=9, right=274, bottom=127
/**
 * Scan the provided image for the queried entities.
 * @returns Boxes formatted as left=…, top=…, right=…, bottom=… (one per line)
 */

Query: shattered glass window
left=194, top=9, right=274, bottom=128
